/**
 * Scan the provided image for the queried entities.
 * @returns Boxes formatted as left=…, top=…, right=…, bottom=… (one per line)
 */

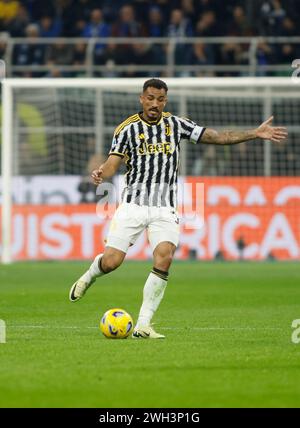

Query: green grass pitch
left=1, top=261, right=300, bottom=408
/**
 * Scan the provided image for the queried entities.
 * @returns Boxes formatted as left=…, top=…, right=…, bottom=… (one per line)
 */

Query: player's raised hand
left=91, top=167, right=103, bottom=185
left=256, top=116, right=288, bottom=143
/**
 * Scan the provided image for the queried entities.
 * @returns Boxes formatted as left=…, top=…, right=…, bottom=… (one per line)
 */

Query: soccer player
left=69, top=78, right=288, bottom=338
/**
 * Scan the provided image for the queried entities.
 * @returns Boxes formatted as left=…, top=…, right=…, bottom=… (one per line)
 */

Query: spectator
left=82, top=8, right=110, bottom=38
left=195, top=10, right=218, bottom=37
left=284, top=0, right=300, bottom=22
left=71, top=44, right=87, bottom=77
left=167, top=8, right=193, bottom=38
left=279, top=17, right=297, bottom=37
left=180, top=0, right=195, bottom=25
left=220, top=42, right=244, bottom=76
left=278, top=44, right=296, bottom=66
left=152, top=0, right=171, bottom=22
left=167, top=9, right=193, bottom=73
left=228, top=6, right=253, bottom=37
left=82, top=8, right=111, bottom=63
left=224, top=6, right=253, bottom=75
left=72, top=42, right=87, bottom=66
left=97, top=43, right=125, bottom=77
left=195, top=0, right=219, bottom=17
left=59, top=0, right=95, bottom=36
left=0, top=0, right=20, bottom=31
left=7, top=4, right=30, bottom=36
left=112, top=4, right=147, bottom=37
left=72, top=19, right=87, bottom=37
left=147, top=6, right=166, bottom=69
left=256, top=41, right=276, bottom=76
left=12, top=23, right=46, bottom=76
left=56, top=0, right=92, bottom=37
left=23, top=0, right=55, bottom=21
left=259, top=0, right=286, bottom=36
left=111, top=4, right=147, bottom=73
left=147, top=6, right=164, bottom=37
left=0, top=0, right=298, bottom=79
left=189, top=42, right=215, bottom=76
left=46, top=41, right=73, bottom=76
left=127, top=43, right=154, bottom=77
left=195, top=10, right=218, bottom=66
left=39, top=15, right=62, bottom=37
left=130, top=0, right=153, bottom=24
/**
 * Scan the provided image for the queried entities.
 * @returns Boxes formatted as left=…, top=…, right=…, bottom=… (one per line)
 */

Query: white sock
left=80, top=254, right=105, bottom=283
left=136, top=271, right=168, bottom=329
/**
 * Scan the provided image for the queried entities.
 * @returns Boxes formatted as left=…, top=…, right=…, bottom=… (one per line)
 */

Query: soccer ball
left=100, top=308, right=134, bottom=339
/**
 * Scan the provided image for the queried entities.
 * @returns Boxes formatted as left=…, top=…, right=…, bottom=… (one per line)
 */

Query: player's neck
left=139, top=111, right=162, bottom=125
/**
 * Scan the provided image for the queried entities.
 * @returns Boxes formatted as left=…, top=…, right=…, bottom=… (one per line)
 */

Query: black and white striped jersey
left=109, top=112, right=206, bottom=208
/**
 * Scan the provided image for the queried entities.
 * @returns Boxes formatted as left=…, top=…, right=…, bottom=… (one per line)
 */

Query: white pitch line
left=162, top=327, right=284, bottom=331
left=8, top=325, right=285, bottom=331
left=8, top=325, right=97, bottom=329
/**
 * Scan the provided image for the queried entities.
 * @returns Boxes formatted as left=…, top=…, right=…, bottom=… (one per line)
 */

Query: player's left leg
left=133, top=241, right=176, bottom=339
left=133, top=207, right=179, bottom=339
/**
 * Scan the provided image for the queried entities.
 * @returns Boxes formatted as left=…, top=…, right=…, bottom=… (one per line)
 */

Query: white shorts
left=106, top=203, right=180, bottom=253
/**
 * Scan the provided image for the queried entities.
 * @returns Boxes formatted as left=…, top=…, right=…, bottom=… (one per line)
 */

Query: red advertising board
left=1, top=178, right=299, bottom=260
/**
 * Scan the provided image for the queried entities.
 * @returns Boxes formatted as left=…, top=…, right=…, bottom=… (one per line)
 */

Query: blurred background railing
left=1, top=36, right=300, bottom=78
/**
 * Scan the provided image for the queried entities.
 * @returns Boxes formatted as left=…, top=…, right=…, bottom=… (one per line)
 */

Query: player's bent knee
left=101, top=249, right=125, bottom=273
left=101, top=256, right=123, bottom=273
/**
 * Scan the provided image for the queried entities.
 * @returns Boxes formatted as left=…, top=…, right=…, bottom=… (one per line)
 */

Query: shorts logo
left=171, top=210, right=180, bottom=224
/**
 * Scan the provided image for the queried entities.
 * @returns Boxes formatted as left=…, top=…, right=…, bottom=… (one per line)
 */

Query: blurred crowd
left=1, top=0, right=298, bottom=177
left=190, top=139, right=300, bottom=177
left=0, top=0, right=299, bottom=77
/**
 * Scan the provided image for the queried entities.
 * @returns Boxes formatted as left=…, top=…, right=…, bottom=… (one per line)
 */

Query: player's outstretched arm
left=91, top=154, right=123, bottom=185
left=201, top=116, right=288, bottom=145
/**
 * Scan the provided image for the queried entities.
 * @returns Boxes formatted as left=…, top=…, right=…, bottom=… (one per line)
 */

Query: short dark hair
left=143, top=78, right=168, bottom=93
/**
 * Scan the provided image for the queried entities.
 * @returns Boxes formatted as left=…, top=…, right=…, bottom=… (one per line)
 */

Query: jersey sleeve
left=178, top=117, right=206, bottom=144
left=109, top=127, right=129, bottom=158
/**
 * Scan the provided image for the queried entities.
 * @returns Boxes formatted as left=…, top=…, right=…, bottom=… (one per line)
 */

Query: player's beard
left=148, top=108, right=160, bottom=120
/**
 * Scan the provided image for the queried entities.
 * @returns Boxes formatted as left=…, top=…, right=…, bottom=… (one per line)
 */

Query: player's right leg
left=69, top=247, right=125, bottom=302
left=69, top=203, right=145, bottom=302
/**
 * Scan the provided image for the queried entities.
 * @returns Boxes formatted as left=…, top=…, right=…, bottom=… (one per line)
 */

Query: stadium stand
left=0, top=0, right=299, bottom=78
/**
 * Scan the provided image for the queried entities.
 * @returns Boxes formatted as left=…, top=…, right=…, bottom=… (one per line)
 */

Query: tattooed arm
left=201, top=116, right=288, bottom=145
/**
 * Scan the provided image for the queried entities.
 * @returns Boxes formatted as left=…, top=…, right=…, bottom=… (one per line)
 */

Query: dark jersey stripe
left=180, top=121, right=194, bottom=136
left=152, top=122, right=163, bottom=206
left=143, top=124, right=155, bottom=205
